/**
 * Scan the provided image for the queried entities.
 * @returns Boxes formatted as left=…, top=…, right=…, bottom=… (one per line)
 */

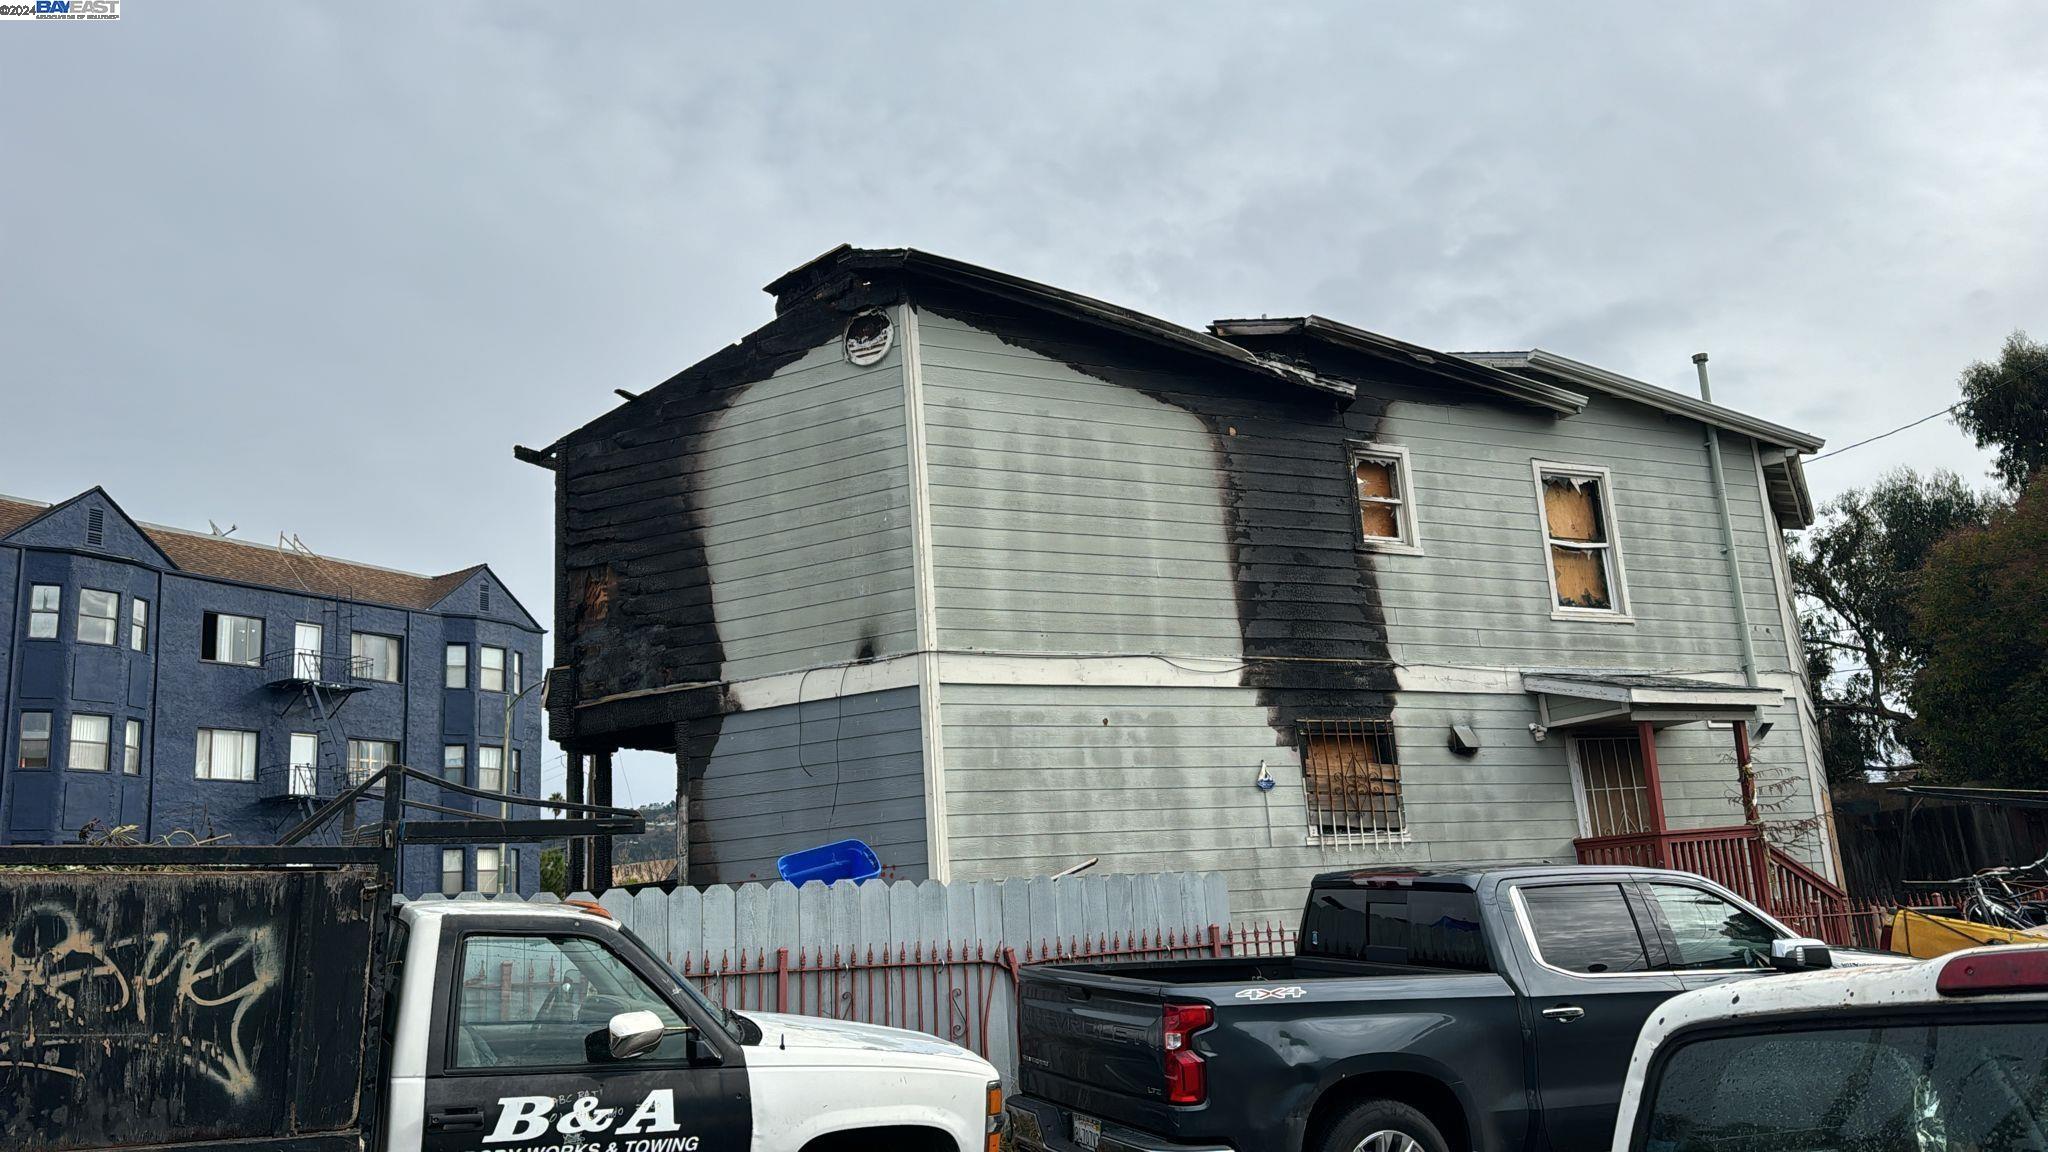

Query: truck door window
left=1301, top=888, right=1489, bottom=970
left=1642, top=884, right=1776, bottom=971
left=451, top=934, right=687, bottom=1070
left=1520, top=883, right=1652, bottom=974
left=1640, top=1017, right=2048, bottom=1152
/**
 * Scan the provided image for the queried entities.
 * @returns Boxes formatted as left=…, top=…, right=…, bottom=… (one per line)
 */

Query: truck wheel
left=1317, top=1099, right=1450, bottom=1152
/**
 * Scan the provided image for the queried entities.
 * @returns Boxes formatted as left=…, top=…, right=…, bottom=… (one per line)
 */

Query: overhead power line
left=1808, top=402, right=1962, bottom=464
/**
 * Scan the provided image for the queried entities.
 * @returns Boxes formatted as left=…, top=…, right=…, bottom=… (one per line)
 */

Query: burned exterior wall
left=550, top=284, right=913, bottom=753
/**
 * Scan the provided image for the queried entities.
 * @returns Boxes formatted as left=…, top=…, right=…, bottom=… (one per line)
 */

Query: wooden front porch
left=1564, top=715, right=1852, bottom=943
left=1574, top=823, right=1852, bottom=943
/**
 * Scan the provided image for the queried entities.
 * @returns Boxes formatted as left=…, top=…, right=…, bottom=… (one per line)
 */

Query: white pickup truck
left=0, top=846, right=1004, bottom=1152
left=1609, top=942, right=2048, bottom=1152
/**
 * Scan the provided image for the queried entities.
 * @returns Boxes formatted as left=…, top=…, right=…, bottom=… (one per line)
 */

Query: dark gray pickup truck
left=1009, top=864, right=1873, bottom=1152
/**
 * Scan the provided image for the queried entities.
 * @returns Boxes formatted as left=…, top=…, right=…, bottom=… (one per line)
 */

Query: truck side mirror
left=1771, top=938, right=1833, bottom=972
left=605, top=1010, right=668, bottom=1060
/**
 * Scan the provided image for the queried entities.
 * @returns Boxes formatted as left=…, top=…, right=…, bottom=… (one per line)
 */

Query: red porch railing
left=1574, top=824, right=1860, bottom=945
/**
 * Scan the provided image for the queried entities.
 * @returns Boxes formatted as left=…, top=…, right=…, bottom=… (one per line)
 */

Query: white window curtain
left=216, top=615, right=263, bottom=666
left=196, top=729, right=257, bottom=781
left=69, top=715, right=111, bottom=771
left=476, top=847, right=502, bottom=895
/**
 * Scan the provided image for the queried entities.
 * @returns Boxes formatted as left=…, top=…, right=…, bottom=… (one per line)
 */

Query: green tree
left=1909, top=477, right=2048, bottom=786
left=1955, top=330, right=2048, bottom=494
left=540, top=846, right=567, bottom=895
left=1791, top=468, right=1992, bottom=780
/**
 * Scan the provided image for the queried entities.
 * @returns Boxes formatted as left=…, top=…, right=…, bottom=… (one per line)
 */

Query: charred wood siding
left=918, top=297, right=1398, bottom=738
left=552, top=288, right=914, bottom=750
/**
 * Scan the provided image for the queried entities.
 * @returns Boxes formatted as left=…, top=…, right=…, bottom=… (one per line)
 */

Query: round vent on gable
left=844, top=311, right=893, bottom=367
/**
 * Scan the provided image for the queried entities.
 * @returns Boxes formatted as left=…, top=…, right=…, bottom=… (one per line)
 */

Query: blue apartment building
left=0, top=487, right=545, bottom=896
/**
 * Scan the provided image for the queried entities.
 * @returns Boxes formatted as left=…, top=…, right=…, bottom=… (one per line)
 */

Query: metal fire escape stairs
left=258, top=537, right=371, bottom=838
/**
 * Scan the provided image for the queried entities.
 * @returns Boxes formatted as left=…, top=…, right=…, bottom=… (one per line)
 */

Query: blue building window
left=130, top=599, right=149, bottom=652
left=196, top=728, right=258, bottom=781
left=479, top=646, right=506, bottom=692
left=202, top=612, right=264, bottom=666
left=440, top=848, right=464, bottom=896
left=77, top=590, right=119, bottom=646
left=27, top=585, right=60, bottom=639
left=353, top=633, right=403, bottom=683
left=123, top=721, right=142, bottom=776
left=69, top=715, right=110, bottom=771
left=445, top=643, right=467, bottom=689
left=18, top=713, right=52, bottom=768
left=443, top=744, right=466, bottom=784
left=348, top=739, right=397, bottom=787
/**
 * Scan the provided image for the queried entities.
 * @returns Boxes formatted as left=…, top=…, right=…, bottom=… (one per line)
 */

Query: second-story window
left=77, top=590, right=119, bottom=645
left=28, top=585, right=60, bottom=639
left=130, top=599, right=149, bottom=652
left=68, top=715, right=110, bottom=771
left=1535, top=463, right=1630, bottom=617
left=479, top=645, right=506, bottom=692
left=195, top=728, right=258, bottom=781
left=202, top=612, right=265, bottom=666
left=445, top=643, right=468, bottom=689
left=1350, top=443, right=1422, bottom=553
left=352, top=633, right=403, bottom=683
left=18, top=712, right=52, bottom=768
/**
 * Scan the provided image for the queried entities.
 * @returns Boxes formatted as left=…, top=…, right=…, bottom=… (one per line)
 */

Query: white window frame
left=289, top=732, right=319, bottom=796
left=204, top=612, right=266, bottom=667
left=123, top=719, right=142, bottom=776
left=1531, top=460, right=1634, bottom=623
left=76, top=589, right=119, bottom=646
left=479, top=645, right=506, bottom=693
left=1347, top=441, right=1424, bottom=555
left=443, top=743, right=467, bottom=784
left=351, top=632, right=403, bottom=683
left=440, top=848, right=465, bottom=897
left=444, top=643, right=468, bottom=689
left=130, top=598, right=149, bottom=652
left=347, top=738, right=398, bottom=787
left=69, top=714, right=111, bottom=771
left=476, top=846, right=502, bottom=895
left=195, top=728, right=258, bottom=781
left=27, top=585, right=61, bottom=639
left=18, top=711, right=52, bottom=768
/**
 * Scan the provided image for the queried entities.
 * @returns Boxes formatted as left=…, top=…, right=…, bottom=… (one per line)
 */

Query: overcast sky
left=4, top=3, right=2043, bottom=801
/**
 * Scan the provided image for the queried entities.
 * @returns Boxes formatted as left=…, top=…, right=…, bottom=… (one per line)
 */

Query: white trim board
left=899, top=303, right=951, bottom=883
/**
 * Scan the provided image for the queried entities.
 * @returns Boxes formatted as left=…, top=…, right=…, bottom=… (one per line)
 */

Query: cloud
left=4, top=0, right=2043, bottom=800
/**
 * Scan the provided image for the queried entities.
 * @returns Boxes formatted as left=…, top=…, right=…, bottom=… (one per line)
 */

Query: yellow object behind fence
left=1889, top=908, right=2048, bottom=958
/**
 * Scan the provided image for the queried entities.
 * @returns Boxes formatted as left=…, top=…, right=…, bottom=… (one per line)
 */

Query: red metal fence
left=460, top=920, right=1298, bottom=1068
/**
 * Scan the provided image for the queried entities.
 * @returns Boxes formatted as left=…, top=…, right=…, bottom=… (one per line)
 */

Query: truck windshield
left=1639, top=1015, right=2047, bottom=1152
left=620, top=925, right=747, bottom=1044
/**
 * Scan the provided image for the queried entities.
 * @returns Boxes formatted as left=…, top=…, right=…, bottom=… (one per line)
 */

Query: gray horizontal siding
left=692, top=686, right=928, bottom=884
left=918, top=310, right=1243, bottom=659
left=1376, top=393, right=1798, bottom=676
left=701, top=335, right=918, bottom=682
left=940, top=683, right=1590, bottom=918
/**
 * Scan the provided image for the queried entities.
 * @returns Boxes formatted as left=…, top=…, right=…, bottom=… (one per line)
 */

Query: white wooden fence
left=411, top=871, right=1263, bottom=1081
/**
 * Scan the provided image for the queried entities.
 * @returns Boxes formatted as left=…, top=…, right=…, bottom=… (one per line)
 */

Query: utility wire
left=1807, top=402, right=1962, bottom=464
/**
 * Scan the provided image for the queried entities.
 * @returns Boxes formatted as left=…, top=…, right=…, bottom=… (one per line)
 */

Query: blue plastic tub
left=776, top=838, right=883, bottom=886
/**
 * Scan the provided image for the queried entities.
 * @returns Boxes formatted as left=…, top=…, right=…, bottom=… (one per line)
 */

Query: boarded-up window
left=1540, top=470, right=1621, bottom=611
left=1351, top=445, right=1419, bottom=550
left=1300, top=719, right=1404, bottom=844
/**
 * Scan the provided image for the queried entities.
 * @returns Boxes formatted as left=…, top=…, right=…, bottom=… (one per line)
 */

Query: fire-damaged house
left=523, top=246, right=1842, bottom=921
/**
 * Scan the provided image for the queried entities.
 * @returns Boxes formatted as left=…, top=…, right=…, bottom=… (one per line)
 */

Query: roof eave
left=1518, top=349, right=1826, bottom=454
left=1216, top=316, right=1589, bottom=415
left=770, top=247, right=1355, bottom=400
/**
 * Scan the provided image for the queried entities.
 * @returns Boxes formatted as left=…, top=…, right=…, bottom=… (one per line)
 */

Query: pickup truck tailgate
left=1019, top=969, right=1169, bottom=1103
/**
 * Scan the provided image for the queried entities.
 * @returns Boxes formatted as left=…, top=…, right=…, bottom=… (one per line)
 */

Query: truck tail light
left=1937, top=946, right=2048, bottom=996
left=1163, top=1002, right=1213, bottom=1105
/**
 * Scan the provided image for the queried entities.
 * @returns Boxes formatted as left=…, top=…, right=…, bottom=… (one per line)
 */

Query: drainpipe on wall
left=1695, top=353, right=1763, bottom=827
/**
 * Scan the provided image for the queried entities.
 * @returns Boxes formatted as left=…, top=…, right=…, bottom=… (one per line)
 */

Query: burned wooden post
left=591, top=749, right=614, bottom=892
left=565, top=751, right=587, bottom=892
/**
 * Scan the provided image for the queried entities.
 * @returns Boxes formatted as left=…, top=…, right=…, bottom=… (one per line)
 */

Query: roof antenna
left=208, top=520, right=237, bottom=538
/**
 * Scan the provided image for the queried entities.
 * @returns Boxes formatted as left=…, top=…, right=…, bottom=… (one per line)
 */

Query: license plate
left=1072, top=1113, right=1101, bottom=1151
